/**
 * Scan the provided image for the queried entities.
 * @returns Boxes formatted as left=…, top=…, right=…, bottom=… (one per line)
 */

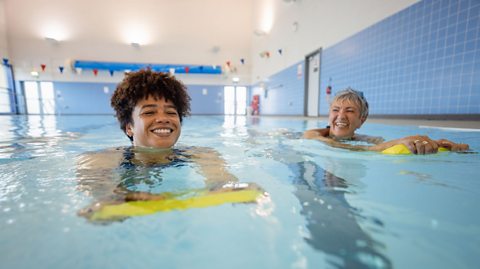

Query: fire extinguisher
left=326, top=82, right=332, bottom=105
left=326, top=85, right=332, bottom=95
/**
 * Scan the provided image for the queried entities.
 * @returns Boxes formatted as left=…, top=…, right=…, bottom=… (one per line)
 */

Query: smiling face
left=328, top=99, right=366, bottom=140
left=125, top=96, right=181, bottom=148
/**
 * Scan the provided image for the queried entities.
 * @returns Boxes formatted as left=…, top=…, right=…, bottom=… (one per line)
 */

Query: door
left=24, top=81, right=55, bottom=114
left=304, top=49, right=322, bottom=117
left=224, top=86, right=247, bottom=115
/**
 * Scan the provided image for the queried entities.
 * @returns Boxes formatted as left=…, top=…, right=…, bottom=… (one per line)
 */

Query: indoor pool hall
left=1, top=1, right=479, bottom=269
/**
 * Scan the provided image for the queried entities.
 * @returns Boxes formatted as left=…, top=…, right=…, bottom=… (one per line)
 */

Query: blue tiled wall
left=251, top=62, right=305, bottom=115
left=51, top=81, right=227, bottom=115
left=188, top=85, right=225, bottom=114
left=54, top=82, right=116, bottom=114
left=320, top=0, right=480, bottom=115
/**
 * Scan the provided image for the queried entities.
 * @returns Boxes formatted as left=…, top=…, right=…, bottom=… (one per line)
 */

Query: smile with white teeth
left=335, top=122, right=348, bottom=128
left=152, top=128, right=172, bottom=134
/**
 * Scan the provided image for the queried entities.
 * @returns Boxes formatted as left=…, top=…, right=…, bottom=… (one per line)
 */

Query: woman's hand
left=398, top=135, right=439, bottom=155
left=436, top=139, right=469, bottom=151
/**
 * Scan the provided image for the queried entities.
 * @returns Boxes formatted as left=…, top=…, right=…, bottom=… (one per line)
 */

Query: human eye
left=166, top=110, right=178, bottom=115
left=141, top=110, right=155, bottom=116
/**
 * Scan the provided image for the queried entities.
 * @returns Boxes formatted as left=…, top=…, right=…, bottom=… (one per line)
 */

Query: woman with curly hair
left=77, top=69, right=267, bottom=222
left=111, top=69, right=190, bottom=149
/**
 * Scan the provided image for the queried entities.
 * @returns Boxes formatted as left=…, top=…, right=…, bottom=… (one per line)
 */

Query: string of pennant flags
left=1, top=48, right=284, bottom=77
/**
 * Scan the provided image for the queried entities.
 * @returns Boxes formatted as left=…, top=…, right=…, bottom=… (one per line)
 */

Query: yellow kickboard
left=382, top=144, right=449, bottom=155
left=90, top=189, right=263, bottom=221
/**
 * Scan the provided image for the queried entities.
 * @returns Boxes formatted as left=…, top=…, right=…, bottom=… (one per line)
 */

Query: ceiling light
left=41, top=22, right=69, bottom=42
left=253, top=29, right=267, bottom=36
left=45, top=37, right=59, bottom=45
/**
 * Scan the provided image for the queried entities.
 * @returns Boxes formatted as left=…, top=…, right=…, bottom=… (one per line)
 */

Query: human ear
left=357, top=116, right=367, bottom=129
left=125, top=123, right=133, bottom=137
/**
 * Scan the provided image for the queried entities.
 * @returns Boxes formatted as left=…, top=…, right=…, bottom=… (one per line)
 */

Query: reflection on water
left=291, top=161, right=390, bottom=269
left=261, top=138, right=391, bottom=269
left=0, top=115, right=80, bottom=162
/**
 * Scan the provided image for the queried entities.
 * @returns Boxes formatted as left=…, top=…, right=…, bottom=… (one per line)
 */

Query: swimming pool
left=0, top=114, right=478, bottom=269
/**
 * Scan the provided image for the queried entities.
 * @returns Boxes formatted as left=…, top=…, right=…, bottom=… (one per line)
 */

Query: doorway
left=304, top=48, right=322, bottom=117
left=24, top=81, right=55, bottom=114
left=224, top=86, right=247, bottom=115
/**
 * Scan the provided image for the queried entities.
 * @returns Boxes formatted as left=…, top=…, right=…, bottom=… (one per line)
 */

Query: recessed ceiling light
left=45, top=37, right=59, bottom=44
left=253, top=30, right=267, bottom=36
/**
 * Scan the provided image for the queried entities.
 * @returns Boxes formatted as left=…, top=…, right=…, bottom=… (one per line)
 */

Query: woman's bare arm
left=189, top=147, right=238, bottom=187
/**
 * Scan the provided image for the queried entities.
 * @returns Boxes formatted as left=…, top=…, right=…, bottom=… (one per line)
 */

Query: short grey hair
left=332, top=88, right=369, bottom=119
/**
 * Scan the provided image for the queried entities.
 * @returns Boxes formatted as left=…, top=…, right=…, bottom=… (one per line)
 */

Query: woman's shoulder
left=77, top=146, right=127, bottom=169
left=303, top=128, right=330, bottom=139
left=352, top=134, right=384, bottom=144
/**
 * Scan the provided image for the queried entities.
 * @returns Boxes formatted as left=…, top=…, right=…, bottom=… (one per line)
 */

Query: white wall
left=3, top=0, right=419, bottom=85
left=4, top=0, right=253, bottom=85
left=0, top=0, right=8, bottom=58
left=251, top=0, right=419, bottom=84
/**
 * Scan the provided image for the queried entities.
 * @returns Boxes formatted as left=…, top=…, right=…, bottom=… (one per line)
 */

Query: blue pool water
left=0, top=115, right=479, bottom=269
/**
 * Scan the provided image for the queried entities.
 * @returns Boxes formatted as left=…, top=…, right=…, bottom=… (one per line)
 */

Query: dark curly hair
left=111, top=69, right=191, bottom=140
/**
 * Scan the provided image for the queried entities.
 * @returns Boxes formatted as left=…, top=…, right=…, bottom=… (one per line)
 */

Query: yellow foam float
left=382, top=144, right=449, bottom=155
left=88, top=189, right=263, bottom=222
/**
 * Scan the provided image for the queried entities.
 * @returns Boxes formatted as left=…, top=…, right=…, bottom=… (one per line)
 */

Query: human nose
left=154, top=112, right=170, bottom=123
left=337, top=109, right=346, bottom=118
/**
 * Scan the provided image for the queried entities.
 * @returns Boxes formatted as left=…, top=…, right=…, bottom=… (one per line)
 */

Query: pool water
left=0, top=115, right=479, bottom=269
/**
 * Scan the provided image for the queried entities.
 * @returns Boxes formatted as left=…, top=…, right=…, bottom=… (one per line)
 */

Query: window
left=40, top=82, right=55, bottom=114
left=24, top=81, right=55, bottom=114
left=0, top=65, right=11, bottom=113
left=25, top=81, right=40, bottom=114
left=224, top=86, right=246, bottom=115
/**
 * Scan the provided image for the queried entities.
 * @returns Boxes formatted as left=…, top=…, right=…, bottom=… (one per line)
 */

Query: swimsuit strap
left=119, top=147, right=190, bottom=170
left=120, top=147, right=136, bottom=169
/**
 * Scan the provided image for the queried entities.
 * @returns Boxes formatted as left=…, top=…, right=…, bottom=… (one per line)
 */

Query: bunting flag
left=109, top=70, right=114, bottom=76
left=59, top=66, right=64, bottom=73
left=2, top=58, right=8, bottom=65
left=185, top=66, right=190, bottom=73
left=297, top=64, right=302, bottom=79
left=93, top=69, right=98, bottom=76
left=223, top=63, right=231, bottom=73
left=278, top=49, right=283, bottom=55
left=259, top=51, right=270, bottom=58
left=226, top=61, right=231, bottom=67
left=41, top=64, right=46, bottom=71
left=169, top=68, right=175, bottom=75
left=240, top=58, right=245, bottom=64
